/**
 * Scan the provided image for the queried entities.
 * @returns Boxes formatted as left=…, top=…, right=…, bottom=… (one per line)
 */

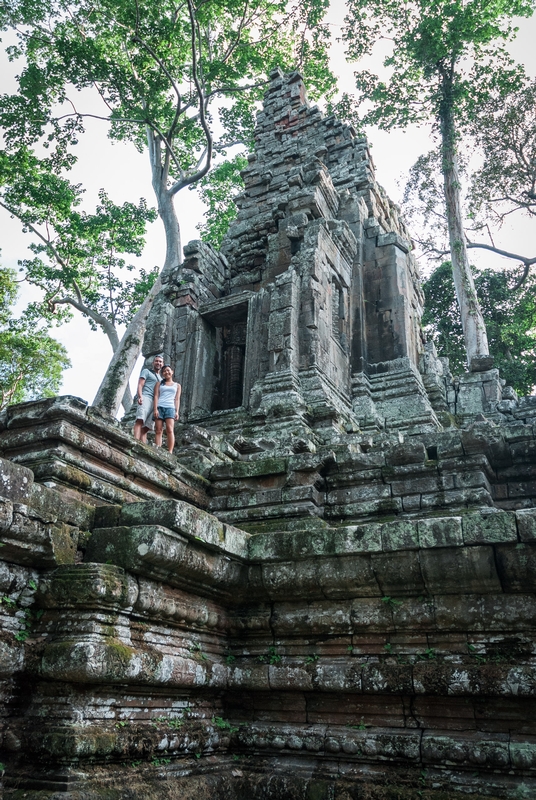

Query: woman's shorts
left=157, top=406, right=176, bottom=420
left=135, top=396, right=155, bottom=430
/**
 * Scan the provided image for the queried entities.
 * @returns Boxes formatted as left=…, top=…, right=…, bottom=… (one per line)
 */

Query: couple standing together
left=133, top=355, right=181, bottom=453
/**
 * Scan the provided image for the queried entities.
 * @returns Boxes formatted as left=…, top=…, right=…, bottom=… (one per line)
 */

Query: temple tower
left=143, top=69, right=446, bottom=439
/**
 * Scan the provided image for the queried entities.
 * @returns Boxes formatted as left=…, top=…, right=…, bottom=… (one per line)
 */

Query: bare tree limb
left=465, top=239, right=536, bottom=268
left=50, top=296, right=121, bottom=349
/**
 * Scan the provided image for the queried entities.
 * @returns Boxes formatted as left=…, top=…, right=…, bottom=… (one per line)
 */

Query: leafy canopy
left=423, top=261, right=536, bottom=395
left=0, top=145, right=158, bottom=332
left=0, top=266, right=70, bottom=410
left=1, top=0, right=335, bottom=189
left=343, top=0, right=534, bottom=132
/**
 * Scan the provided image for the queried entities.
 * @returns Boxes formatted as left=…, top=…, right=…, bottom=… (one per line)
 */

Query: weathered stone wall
left=1, top=397, right=536, bottom=798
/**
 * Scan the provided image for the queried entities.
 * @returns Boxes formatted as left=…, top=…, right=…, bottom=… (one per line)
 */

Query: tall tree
left=403, top=74, right=536, bottom=286
left=423, top=261, right=536, bottom=396
left=1, top=0, right=334, bottom=416
left=0, top=267, right=70, bottom=410
left=343, top=0, right=534, bottom=369
left=0, top=147, right=157, bottom=410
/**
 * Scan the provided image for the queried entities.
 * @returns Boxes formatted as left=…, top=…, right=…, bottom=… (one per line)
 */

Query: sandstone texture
left=0, top=71, right=535, bottom=799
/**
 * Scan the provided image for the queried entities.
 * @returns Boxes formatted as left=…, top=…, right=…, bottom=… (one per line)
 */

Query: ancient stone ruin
left=1, top=69, right=536, bottom=799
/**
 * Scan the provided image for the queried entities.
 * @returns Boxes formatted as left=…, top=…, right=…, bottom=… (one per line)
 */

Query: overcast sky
left=1, top=1, right=535, bottom=410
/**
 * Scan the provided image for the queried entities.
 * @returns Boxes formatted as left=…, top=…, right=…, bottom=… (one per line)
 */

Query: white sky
left=1, top=0, right=535, bottom=409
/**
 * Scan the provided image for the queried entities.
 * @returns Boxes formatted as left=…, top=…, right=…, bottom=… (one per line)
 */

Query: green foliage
left=1, top=0, right=335, bottom=230
left=211, top=716, right=239, bottom=733
left=257, top=645, right=282, bottom=664
left=416, top=648, right=436, bottom=661
left=0, top=143, right=158, bottom=336
left=0, top=266, right=70, bottom=410
left=1, top=0, right=336, bottom=390
left=196, top=155, right=248, bottom=248
left=189, top=641, right=208, bottom=661
left=423, top=261, right=536, bottom=395
left=381, top=596, right=403, bottom=608
left=1, top=585, right=43, bottom=642
left=343, top=0, right=533, bottom=134
left=346, top=717, right=368, bottom=730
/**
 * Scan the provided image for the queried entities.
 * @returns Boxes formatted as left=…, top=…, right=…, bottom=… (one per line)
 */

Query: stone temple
left=1, top=70, right=536, bottom=799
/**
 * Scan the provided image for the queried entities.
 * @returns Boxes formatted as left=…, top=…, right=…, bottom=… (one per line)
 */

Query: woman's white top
left=158, top=382, right=178, bottom=408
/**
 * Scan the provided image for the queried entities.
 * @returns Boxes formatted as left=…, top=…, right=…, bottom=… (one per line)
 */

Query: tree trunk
left=92, top=274, right=162, bottom=415
left=98, top=321, right=134, bottom=412
left=92, top=147, right=182, bottom=417
left=440, top=86, right=489, bottom=368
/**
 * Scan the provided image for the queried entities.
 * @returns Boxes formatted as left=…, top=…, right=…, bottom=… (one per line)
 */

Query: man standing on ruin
left=133, top=355, right=164, bottom=444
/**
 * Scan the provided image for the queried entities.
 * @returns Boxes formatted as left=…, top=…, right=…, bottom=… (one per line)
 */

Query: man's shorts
left=136, top=396, right=155, bottom=430
left=157, top=406, right=176, bottom=420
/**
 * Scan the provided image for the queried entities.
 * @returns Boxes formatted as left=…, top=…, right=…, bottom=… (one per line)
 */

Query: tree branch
left=50, top=296, right=121, bottom=350
left=132, top=34, right=183, bottom=118
left=465, top=239, right=536, bottom=268
left=54, top=111, right=146, bottom=125
left=0, top=199, right=68, bottom=270
left=178, top=0, right=212, bottom=191
left=221, top=0, right=250, bottom=64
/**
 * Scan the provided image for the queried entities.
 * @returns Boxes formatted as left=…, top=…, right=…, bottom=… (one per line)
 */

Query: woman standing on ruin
left=153, top=365, right=181, bottom=453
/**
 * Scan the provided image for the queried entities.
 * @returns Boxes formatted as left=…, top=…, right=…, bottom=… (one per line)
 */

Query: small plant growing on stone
left=212, top=716, right=238, bottom=733
left=381, top=596, right=403, bottom=608
left=258, top=646, right=281, bottom=664
left=27, top=580, right=37, bottom=591
left=115, top=720, right=129, bottom=728
left=347, top=717, right=368, bottom=730
left=416, top=648, right=436, bottom=661
left=168, top=718, right=183, bottom=730
left=151, top=757, right=171, bottom=766
left=224, top=651, right=236, bottom=665
left=384, top=643, right=393, bottom=655
left=468, top=643, right=487, bottom=663
left=194, top=752, right=201, bottom=759
left=305, top=654, right=319, bottom=663
left=347, top=645, right=354, bottom=653
left=189, top=642, right=208, bottom=661
left=130, top=760, right=142, bottom=768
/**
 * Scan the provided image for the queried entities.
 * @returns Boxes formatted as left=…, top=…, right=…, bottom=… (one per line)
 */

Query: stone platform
left=0, top=395, right=536, bottom=799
